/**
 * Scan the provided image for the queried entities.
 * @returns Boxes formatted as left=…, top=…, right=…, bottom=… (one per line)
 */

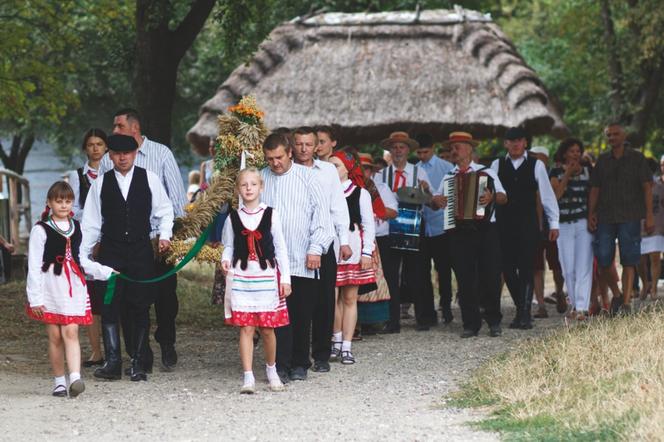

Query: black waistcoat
left=77, top=167, right=91, bottom=210
left=495, top=156, right=538, bottom=231
left=347, top=186, right=362, bottom=232
left=37, top=219, right=82, bottom=275
left=230, top=207, right=276, bottom=271
left=100, top=167, right=152, bottom=243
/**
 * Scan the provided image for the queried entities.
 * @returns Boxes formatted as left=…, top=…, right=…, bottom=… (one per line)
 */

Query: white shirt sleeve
left=307, top=177, right=330, bottom=255
left=490, top=159, right=500, bottom=174
left=484, top=168, right=506, bottom=195
left=147, top=171, right=175, bottom=240
left=271, top=209, right=291, bottom=284
left=26, top=225, right=46, bottom=307
left=98, top=154, right=112, bottom=175
left=161, top=149, right=188, bottom=218
left=377, top=182, right=398, bottom=210
left=534, top=161, right=560, bottom=229
left=359, top=188, right=375, bottom=255
left=69, top=170, right=82, bottom=221
left=220, top=214, right=234, bottom=264
left=79, top=176, right=115, bottom=281
left=328, top=168, right=350, bottom=246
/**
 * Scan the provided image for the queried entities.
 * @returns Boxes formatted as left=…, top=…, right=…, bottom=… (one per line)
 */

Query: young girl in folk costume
left=26, top=182, right=93, bottom=397
left=328, top=150, right=376, bottom=364
left=221, top=168, right=292, bottom=393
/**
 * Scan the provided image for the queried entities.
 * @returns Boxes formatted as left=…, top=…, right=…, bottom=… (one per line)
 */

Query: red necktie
left=87, top=170, right=98, bottom=180
left=393, top=170, right=406, bottom=192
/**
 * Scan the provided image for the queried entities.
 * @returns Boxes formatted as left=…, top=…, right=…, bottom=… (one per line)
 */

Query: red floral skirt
left=25, top=305, right=92, bottom=326
left=225, top=298, right=289, bottom=328
left=336, top=263, right=376, bottom=287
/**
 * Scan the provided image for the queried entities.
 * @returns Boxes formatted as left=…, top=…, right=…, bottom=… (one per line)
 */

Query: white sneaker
left=240, top=382, right=256, bottom=394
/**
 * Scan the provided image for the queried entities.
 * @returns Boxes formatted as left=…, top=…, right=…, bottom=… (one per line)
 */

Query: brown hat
left=380, top=131, right=419, bottom=150
left=442, top=131, right=479, bottom=147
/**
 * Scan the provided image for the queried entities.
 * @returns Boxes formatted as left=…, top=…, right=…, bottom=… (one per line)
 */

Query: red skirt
left=225, top=297, right=289, bottom=328
left=336, top=263, right=376, bottom=287
left=25, top=305, right=92, bottom=326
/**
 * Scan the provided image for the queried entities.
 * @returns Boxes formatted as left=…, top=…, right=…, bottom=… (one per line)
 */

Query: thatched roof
left=188, top=7, right=568, bottom=155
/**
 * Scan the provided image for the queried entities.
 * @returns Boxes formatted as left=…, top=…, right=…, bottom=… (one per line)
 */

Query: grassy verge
left=451, top=306, right=664, bottom=440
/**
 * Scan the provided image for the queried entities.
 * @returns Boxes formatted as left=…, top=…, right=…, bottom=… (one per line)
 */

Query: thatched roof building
left=188, top=7, right=567, bottom=154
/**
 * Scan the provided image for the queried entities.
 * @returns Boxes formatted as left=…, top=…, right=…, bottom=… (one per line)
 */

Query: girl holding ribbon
left=26, top=182, right=96, bottom=398
left=221, top=168, right=292, bottom=394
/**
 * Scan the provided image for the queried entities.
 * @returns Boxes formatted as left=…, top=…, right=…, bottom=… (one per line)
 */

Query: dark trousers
left=311, top=245, right=336, bottom=363
left=97, top=239, right=155, bottom=357
left=451, top=224, right=502, bottom=331
left=499, top=224, right=538, bottom=313
left=377, top=236, right=432, bottom=328
left=154, top=260, right=178, bottom=346
left=423, top=233, right=452, bottom=321
left=275, top=276, right=319, bottom=372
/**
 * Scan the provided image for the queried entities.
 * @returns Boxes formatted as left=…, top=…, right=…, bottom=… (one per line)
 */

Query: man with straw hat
left=432, top=132, right=506, bottom=337
left=374, top=131, right=435, bottom=333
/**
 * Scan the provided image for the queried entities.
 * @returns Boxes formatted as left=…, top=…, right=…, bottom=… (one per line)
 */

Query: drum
left=388, top=203, right=422, bottom=251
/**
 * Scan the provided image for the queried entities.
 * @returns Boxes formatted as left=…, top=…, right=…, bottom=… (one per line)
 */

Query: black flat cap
left=107, top=134, right=138, bottom=152
left=414, top=133, right=434, bottom=149
left=504, top=127, right=528, bottom=140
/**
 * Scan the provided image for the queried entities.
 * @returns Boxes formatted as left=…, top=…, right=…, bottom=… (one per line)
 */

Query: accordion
left=442, top=170, right=490, bottom=231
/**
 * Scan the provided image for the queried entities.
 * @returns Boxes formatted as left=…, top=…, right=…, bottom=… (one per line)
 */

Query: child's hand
left=221, top=260, right=231, bottom=275
left=361, top=255, right=373, bottom=270
left=31, top=305, right=45, bottom=318
left=280, top=283, right=292, bottom=298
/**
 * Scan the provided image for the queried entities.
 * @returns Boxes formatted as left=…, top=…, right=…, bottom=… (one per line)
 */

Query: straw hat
left=442, top=131, right=479, bottom=147
left=380, top=131, right=419, bottom=149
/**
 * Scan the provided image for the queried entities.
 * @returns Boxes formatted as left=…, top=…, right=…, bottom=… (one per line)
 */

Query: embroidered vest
left=37, top=220, right=82, bottom=275
left=346, top=186, right=362, bottom=232
left=230, top=207, right=276, bottom=270
left=100, top=167, right=152, bottom=243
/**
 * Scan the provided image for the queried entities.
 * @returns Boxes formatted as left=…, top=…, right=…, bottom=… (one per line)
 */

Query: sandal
left=52, top=385, right=67, bottom=397
left=330, top=343, right=342, bottom=362
left=340, top=350, right=355, bottom=365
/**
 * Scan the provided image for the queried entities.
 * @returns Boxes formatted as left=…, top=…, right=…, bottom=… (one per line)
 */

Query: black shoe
left=489, top=325, right=502, bottom=337
left=160, top=344, right=177, bottom=371
left=52, top=385, right=67, bottom=397
left=461, top=329, right=478, bottom=338
left=377, top=323, right=400, bottom=334
left=312, top=360, right=330, bottom=373
left=508, top=316, right=521, bottom=329
left=518, top=319, right=534, bottom=330
left=82, top=359, right=104, bottom=368
left=610, top=295, right=624, bottom=315
left=442, top=312, right=454, bottom=325
left=277, top=370, right=290, bottom=384
left=416, top=324, right=430, bottom=331
left=94, top=323, right=122, bottom=380
left=288, top=366, right=307, bottom=381
left=124, top=364, right=153, bottom=376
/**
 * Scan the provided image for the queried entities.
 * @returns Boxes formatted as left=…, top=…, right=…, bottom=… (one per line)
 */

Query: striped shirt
left=311, top=159, right=350, bottom=248
left=99, top=136, right=187, bottom=219
left=261, top=163, right=332, bottom=279
left=549, top=166, right=590, bottom=223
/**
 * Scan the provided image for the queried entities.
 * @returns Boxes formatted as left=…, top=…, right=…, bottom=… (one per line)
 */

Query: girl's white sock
left=54, top=375, right=66, bottom=388
left=243, top=371, right=255, bottom=385
left=332, top=332, right=342, bottom=349
left=265, top=363, right=279, bottom=381
left=69, top=372, right=81, bottom=383
left=341, top=340, right=352, bottom=352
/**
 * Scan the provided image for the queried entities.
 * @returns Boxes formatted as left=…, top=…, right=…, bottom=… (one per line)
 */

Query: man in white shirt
left=491, top=127, right=560, bottom=330
left=374, top=131, right=435, bottom=332
left=292, top=127, right=351, bottom=373
left=261, top=132, right=332, bottom=382
left=80, top=134, right=173, bottom=382
left=99, top=108, right=187, bottom=371
left=432, top=132, right=506, bottom=338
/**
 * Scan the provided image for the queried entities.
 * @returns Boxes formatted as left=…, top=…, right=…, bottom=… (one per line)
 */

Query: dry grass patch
left=454, top=306, right=664, bottom=440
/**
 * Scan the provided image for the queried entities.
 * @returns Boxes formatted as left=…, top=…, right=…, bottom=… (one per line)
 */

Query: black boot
left=130, top=327, right=149, bottom=381
left=94, top=324, right=122, bottom=380
left=519, top=283, right=534, bottom=330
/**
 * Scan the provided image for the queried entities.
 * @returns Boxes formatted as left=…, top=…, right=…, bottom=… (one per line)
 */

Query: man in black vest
left=491, top=127, right=559, bottom=330
left=80, top=134, right=174, bottom=382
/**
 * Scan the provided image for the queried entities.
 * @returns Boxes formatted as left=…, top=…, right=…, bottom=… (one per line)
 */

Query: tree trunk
left=599, top=0, right=627, bottom=120
left=0, top=133, right=35, bottom=175
left=629, top=58, right=664, bottom=148
left=133, top=0, right=216, bottom=147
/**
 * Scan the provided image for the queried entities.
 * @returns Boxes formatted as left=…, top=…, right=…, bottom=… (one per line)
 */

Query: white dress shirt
left=490, top=152, right=560, bottom=229
left=68, top=163, right=98, bottom=221
left=221, top=202, right=291, bottom=284
left=439, top=161, right=506, bottom=223
left=311, top=159, right=350, bottom=248
left=375, top=182, right=398, bottom=237
left=99, top=136, right=187, bottom=219
left=374, top=162, right=433, bottom=196
left=261, top=163, right=332, bottom=279
left=79, top=166, right=174, bottom=279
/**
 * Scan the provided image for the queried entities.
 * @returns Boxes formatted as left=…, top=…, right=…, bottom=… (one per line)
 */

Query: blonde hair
left=235, top=167, right=263, bottom=189
left=188, top=170, right=200, bottom=185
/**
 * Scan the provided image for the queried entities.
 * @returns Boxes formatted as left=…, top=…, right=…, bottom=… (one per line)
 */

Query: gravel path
left=0, top=299, right=563, bottom=441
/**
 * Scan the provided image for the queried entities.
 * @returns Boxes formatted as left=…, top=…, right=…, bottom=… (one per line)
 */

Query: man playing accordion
left=432, top=132, right=507, bottom=338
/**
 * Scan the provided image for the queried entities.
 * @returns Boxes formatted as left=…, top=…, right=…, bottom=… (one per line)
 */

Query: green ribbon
left=103, top=223, right=214, bottom=305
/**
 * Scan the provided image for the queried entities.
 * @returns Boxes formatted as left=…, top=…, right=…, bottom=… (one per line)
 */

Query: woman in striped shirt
left=550, top=138, right=593, bottom=319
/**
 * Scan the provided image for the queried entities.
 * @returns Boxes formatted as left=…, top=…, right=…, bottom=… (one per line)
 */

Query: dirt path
left=0, top=293, right=564, bottom=441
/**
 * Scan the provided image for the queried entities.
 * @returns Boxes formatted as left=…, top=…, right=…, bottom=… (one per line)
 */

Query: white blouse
left=221, top=202, right=291, bottom=284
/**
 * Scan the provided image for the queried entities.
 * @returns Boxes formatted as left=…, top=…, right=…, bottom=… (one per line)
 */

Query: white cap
left=530, top=146, right=549, bottom=157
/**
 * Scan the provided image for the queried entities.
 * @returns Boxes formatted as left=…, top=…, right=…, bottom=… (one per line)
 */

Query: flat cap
left=504, top=127, right=528, bottom=140
left=107, top=134, right=138, bottom=152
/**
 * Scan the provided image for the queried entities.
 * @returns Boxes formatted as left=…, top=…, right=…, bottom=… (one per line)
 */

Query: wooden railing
left=0, top=169, right=32, bottom=251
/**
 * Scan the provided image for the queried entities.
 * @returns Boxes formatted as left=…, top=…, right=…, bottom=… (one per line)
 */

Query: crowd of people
left=25, top=111, right=659, bottom=397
